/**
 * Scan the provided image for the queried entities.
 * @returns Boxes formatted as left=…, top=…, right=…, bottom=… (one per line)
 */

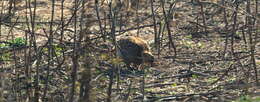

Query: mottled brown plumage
left=117, top=36, right=154, bottom=69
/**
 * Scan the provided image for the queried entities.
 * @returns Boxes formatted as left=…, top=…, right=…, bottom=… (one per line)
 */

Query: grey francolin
left=117, top=36, right=154, bottom=69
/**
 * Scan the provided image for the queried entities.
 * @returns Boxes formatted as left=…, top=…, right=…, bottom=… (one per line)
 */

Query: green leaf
left=171, top=83, right=177, bottom=87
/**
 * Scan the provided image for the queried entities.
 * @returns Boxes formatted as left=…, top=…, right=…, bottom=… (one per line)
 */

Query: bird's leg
left=128, top=63, right=138, bottom=72
left=126, top=63, right=133, bottom=70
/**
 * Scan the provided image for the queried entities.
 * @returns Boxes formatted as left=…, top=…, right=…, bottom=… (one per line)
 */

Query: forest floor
left=0, top=0, right=259, bottom=102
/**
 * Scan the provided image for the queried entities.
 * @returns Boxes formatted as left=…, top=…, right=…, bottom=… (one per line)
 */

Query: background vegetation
left=0, top=0, right=259, bottom=102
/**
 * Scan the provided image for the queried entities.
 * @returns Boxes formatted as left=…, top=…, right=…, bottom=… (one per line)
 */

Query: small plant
left=10, top=37, right=26, bottom=47
left=0, top=37, right=26, bottom=49
left=171, top=83, right=177, bottom=87
left=100, top=53, right=110, bottom=60
left=0, top=52, right=11, bottom=61
left=0, top=43, right=8, bottom=49
left=42, top=44, right=64, bottom=56
left=180, top=39, right=205, bottom=49
left=0, top=39, right=17, bottom=62
left=206, top=77, right=218, bottom=84
left=186, top=35, right=192, bottom=39
left=53, top=44, right=63, bottom=56
left=256, top=61, right=260, bottom=65
left=109, top=57, right=123, bottom=65
left=192, top=74, right=198, bottom=79
left=233, top=95, right=260, bottom=102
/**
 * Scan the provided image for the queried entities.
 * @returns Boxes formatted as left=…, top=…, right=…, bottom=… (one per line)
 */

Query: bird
left=116, top=36, right=154, bottom=70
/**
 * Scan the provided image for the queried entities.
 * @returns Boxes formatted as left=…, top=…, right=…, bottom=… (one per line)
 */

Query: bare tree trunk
left=246, top=0, right=258, bottom=85
left=70, top=0, right=80, bottom=102
left=231, top=2, right=239, bottom=55
left=150, top=0, right=159, bottom=56
left=160, top=0, right=177, bottom=56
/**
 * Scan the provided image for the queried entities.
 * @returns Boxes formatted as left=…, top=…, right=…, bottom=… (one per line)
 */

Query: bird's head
left=142, top=51, right=154, bottom=66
